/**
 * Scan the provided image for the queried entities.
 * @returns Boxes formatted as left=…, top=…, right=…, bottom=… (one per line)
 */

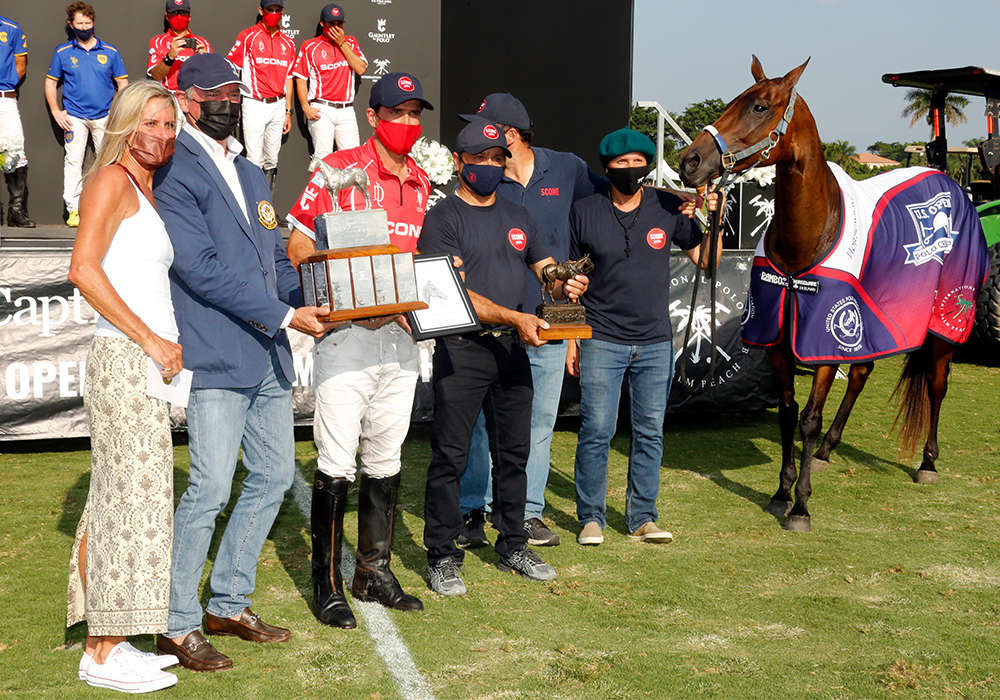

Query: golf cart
left=883, top=66, right=1000, bottom=348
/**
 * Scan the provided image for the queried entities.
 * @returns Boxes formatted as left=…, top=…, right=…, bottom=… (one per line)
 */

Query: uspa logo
left=903, top=191, right=957, bottom=266
left=368, top=18, right=395, bottom=43
left=646, top=227, right=666, bottom=249
left=508, top=228, right=526, bottom=251
left=397, top=75, right=414, bottom=92
left=483, top=123, right=499, bottom=140
left=825, top=296, right=863, bottom=352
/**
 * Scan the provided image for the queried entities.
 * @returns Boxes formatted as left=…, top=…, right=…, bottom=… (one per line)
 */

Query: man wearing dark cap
left=286, top=71, right=432, bottom=628
left=568, top=128, right=720, bottom=547
left=292, top=3, right=367, bottom=160
left=227, top=0, right=297, bottom=187
left=147, top=0, right=211, bottom=92
left=455, top=92, right=603, bottom=550
left=153, top=52, right=334, bottom=671
left=417, top=119, right=588, bottom=596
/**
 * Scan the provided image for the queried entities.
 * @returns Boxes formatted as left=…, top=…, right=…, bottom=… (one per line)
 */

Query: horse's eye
left=752, top=103, right=769, bottom=114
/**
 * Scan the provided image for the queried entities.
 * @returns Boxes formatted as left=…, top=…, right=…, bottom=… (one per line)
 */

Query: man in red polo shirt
left=147, top=0, right=211, bottom=91
left=227, top=0, right=296, bottom=186
left=286, top=72, right=431, bottom=629
left=292, top=2, right=366, bottom=160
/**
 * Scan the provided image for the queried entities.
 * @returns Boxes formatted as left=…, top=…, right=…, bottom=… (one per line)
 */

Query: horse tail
left=890, top=341, right=931, bottom=458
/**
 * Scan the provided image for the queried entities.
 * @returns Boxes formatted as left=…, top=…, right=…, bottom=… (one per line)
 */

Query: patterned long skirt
left=66, top=336, right=174, bottom=636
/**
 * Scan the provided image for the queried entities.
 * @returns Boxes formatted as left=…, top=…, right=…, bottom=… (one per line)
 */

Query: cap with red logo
left=459, top=92, right=532, bottom=131
left=165, top=0, right=191, bottom=12
left=368, top=71, right=434, bottom=111
left=454, top=118, right=512, bottom=157
left=320, top=3, right=345, bottom=23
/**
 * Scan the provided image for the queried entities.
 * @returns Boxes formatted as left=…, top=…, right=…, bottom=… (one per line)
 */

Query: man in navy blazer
left=153, top=53, right=334, bottom=672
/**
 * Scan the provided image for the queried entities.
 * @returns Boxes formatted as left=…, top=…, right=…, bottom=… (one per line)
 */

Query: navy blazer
left=154, top=128, right=303, bottom=389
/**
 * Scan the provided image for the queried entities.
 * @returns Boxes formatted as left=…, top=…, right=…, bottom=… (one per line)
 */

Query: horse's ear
left=750, top=55, right=766, bottom=83
left=781, top=57, right=811, bottom=88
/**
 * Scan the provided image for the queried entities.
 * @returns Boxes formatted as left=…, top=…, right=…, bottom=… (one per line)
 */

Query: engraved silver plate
left=393, top=253, right=418, bottom=303
left=313, top=260, right=330, bottom=307
left=314, top=209, right=390, bottom=250
left=300, top=262, right=316, bottom=307
left=350, top=257, right=376, bottom=308
left=372, top=255, right=396, bottom=305
left=329, top=258, right=353, bottom=311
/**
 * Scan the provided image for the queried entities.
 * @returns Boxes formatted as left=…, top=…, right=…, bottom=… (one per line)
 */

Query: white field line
left=290, top=469, right=436, bottom=700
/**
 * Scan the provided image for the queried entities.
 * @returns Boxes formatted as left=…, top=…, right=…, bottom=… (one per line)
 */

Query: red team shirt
left=291, top=35, right=366, bottom=103
left=226, top=24, right=296, bottom=100
left=288, top=137, right=431, bottom=252
left=147, top=31, right=213, bottom=91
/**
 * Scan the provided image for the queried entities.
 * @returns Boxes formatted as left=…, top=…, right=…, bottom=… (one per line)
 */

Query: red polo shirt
left=147, top=31, right=213, bottom=91
left=291, top=34, right=365, bottom=103
left=227, top=23, right=296, bottom=100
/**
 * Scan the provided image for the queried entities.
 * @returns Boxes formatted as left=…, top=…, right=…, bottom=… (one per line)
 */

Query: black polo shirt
left=569, top=187, right=702, bottom=345
left=418, top=193, right=551, bottom=326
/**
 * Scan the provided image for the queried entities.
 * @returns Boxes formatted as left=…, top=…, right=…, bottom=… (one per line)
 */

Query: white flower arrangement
left=734, top=165, right=776, bottom=187
left=409, top=137, right=454, bottom=186
left=0, top=134, right=23, bottom=173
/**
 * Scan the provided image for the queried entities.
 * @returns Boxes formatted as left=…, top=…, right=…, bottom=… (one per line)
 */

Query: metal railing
left=634, top=100, right=706, bottom=225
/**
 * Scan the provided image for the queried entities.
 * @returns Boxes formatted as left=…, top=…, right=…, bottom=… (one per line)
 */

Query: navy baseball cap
left=369, top=72, right=434, bottom=111
left=320, top=3, right=345, bottom=22
left=459, top=92, right=531, bottom=131
left=178, top=53, right=250, bottom=94
left=454, top=119, right=512, bottom=157
left=165, top=0, right=191, bottom=12
left=260, top=0, right=284, bottom=7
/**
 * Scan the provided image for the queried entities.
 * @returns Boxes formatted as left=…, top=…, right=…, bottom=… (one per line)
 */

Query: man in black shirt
left=417, top=119, right=588, bottom=596
left=568, top=128, right=720, bottom=546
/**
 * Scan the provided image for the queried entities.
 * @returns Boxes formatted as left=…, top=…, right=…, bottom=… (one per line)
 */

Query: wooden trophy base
left=324, top=301, right=427, bottom=323
left=539, top=323, right=592, bottom=340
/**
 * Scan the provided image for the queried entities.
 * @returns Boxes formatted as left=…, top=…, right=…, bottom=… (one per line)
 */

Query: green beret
left=599, top=128, right=656, bottom=166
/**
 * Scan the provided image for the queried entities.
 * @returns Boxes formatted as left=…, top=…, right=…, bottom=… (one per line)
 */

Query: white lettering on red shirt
left=227, top=24, right=296, bottom=100
left=292, top=35, right=366, bottom=103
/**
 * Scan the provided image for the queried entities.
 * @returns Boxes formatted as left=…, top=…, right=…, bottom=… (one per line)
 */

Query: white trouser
left=242, top=98, right=286, bottom=170
left=313, top=323, right=418, bottom=480
left=307, top=102, right=360, bottom=161
left=0, top=97, right=28, bottom=168
left=64, top=114, right=107, bottom=211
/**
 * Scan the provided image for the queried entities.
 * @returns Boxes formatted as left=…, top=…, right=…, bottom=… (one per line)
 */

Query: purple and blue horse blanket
left=741, top=163, right=989, bottom=363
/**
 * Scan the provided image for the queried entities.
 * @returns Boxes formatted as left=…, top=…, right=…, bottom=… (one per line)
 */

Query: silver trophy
left=310, top=160, right=389, bottom=250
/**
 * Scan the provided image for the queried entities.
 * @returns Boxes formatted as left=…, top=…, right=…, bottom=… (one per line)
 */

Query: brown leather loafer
left=156, top=630, right=233, bottom=672
left=204, top=608, right=291, bottom=643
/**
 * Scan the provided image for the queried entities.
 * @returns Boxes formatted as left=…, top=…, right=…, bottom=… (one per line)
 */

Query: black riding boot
left=263, top=167, right=277, bottom=191
left=351, top=473, right=423, bottom=611
left=311, top=471, right=357, bottom=628
left=5, top=167, right=36, bottom=228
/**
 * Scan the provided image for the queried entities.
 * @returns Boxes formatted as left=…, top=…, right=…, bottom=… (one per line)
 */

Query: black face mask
left=195, top=99, right=240, bottom=141
left=72, top=26, right=94, bottom=42
left=605, top=165, right=650, bottom=196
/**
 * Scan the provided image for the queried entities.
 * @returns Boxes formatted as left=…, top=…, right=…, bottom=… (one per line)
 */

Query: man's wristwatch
left=162, top=55, right=176, bottom=66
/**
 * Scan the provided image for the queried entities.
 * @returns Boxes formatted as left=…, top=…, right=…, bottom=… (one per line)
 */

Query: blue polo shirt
left=570, top=187, right=702, bottom=345
left=495, top=147, right=604, bottom=311
left=47, top=37, right=127, bottom=119
left=0, top=16, right=28, bottom=91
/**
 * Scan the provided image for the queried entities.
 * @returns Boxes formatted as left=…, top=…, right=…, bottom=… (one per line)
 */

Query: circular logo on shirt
left=257, top=200, right=278, bottom=230
left=397, top=76, right=414, bottom=92
left=477, top=99, right=486, bottom=113
left=483, top=124, right=499, bottom=140
left=646, top=228, right=666, bottom=249
left=508, top=228, right=526, bottom=251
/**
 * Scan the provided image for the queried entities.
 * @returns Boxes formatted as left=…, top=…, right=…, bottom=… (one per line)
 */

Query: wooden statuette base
left=538, top=323, right=592, bottom=340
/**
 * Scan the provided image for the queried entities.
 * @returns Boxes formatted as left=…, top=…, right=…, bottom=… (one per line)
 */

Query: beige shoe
left=628, top=521, right=673, bottom=543
left=578, top=521, right=604, bottom=545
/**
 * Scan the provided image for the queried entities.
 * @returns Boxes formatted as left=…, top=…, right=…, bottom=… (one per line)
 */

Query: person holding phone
left=147, top=0, right=211, bottom=92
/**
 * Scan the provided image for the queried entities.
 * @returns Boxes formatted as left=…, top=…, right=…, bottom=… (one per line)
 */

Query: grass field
left=1, top=354, right=999, bottom=698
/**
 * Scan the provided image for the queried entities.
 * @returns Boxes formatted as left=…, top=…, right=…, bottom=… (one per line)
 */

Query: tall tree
left=901, top=89, right=969, bottom=128
left=822, top=140, right=857, bottom=167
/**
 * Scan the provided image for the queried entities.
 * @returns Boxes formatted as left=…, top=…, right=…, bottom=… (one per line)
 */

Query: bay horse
left=678, top=57, right=987, bottom=532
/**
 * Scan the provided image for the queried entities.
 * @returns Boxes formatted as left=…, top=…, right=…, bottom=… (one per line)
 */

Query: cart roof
left=882, top=67, right=1000, bottom=97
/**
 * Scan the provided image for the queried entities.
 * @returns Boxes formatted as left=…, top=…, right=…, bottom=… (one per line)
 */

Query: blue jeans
left=573, top=338, right=674, bottom=533
left=459, top=341, right=566, bottom=520
left=167, top=349, right=295, bottom=637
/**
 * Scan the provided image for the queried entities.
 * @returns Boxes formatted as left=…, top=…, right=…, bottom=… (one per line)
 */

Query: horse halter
left=702, top=86, right=798, bottom=192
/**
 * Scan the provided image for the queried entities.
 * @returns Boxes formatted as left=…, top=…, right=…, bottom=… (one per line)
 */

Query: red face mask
left=262, top=11, right=282, bottom=29
left=166, top=14, right=190, bottom=32
left=376, top=119, right=421, bottom=155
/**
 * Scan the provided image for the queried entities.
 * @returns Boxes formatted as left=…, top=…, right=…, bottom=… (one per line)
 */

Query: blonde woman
left=66, top=80, right=184, bottom=693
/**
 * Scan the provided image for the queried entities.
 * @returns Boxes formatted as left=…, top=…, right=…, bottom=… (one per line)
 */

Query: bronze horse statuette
left=678, top=56, right=987, bottom=532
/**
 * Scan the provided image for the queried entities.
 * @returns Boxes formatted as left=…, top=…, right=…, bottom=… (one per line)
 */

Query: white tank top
left=95, top=170, right=179, bottom=343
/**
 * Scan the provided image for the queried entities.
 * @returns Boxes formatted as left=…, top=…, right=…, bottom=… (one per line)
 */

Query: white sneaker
left=78, top=651, right=93, bottom=680
left=120, top=641, right=179, bottom=670
left=84, top=643, right=178, bottom=693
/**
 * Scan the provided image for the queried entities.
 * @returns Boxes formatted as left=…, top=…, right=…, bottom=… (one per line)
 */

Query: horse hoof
left=783, top=515, right=812, bottom=532
left=765, top=499, right=793, bottom=517
left=914, top=469, right=939, bottom=484
left=810, top=456, right=829, bottom=472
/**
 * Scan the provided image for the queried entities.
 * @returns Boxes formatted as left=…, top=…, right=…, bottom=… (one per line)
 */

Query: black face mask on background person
left=72, top=26, right=94, bottom=42
left=196, top=100, right=241, bottom=141
left=605, top=164, right=650, bottom=196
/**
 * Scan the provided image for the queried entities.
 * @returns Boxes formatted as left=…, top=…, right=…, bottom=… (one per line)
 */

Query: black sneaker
left=498, top=546, right=557, bottom=581
left=456, top=509, right=489, bottom=549
left=523, top=518, right=560, bottom=546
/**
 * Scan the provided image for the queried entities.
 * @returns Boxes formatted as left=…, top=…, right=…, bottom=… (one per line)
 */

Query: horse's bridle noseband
left=702, top=86, right=798, bottom=192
